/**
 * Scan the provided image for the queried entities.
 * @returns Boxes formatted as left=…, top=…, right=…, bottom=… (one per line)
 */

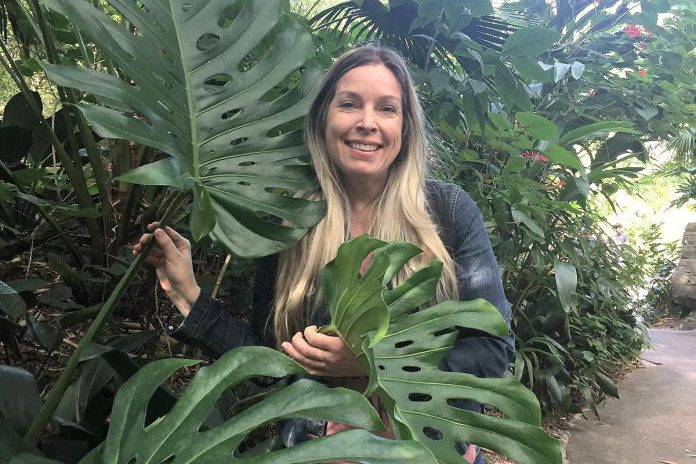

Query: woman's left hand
left=281, top=326, right=365, bottom=377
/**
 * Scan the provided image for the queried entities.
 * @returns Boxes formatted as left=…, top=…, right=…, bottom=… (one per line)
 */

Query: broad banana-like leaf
left=83, top=346, right=437, bottom=464
left=322, top=237, right=563, bottom=464
left=40, top=0, right=326, bottom=257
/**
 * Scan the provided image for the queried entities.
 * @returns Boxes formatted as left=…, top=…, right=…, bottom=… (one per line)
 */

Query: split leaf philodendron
left=324, top=234, right=563, bottom=464
left=8, top=347, right=438, bottom=464
left=40, top=0, right=326, bottom=257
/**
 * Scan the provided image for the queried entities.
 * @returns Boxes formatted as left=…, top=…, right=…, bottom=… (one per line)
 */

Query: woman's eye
left=339, top=101, right=357, bottom=109
left=382, top=105, right=397, bottom=113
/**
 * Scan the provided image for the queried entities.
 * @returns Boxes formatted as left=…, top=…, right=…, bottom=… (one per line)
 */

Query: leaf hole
left=135, top=1, right=149, bottom=13
left=433, top=327, right=457, bottom=337
left=238, top=52, right=258, bottom=73
left=167, top=131, right=177, bottom=139
left=230, top=137, right=248, bottom=147
left=204, top=74, right=234, bottom=93
left=182, top=3, right=191, bottom=12
left=408, top=393, right=432, bottom=402
left=423, top=426, right=444, bottom=440
left=395, top=340, right=413, bottom=349
left=238, top=182, right=250, bottom=186
left=402, top=365, right=421, bottom=372
left=238, top=161, right=255, bottom=167
left=196, top=33, right=220, bottom=52
left=218, top=3, right=244, bottom=28
left=378, top=365, right=385, bottom=370
left=265, top=118, right=304, bottom=138
left=221, top=109, right=242, bottom=120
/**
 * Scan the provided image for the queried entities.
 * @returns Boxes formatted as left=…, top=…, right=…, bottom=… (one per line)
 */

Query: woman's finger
left=163, top=226, right=191, bottom=249
left=303, top=326, right=343, bottom=351
left=282, top=334, right=329, bottom=372
left=291, top=331, right=331, bottom=363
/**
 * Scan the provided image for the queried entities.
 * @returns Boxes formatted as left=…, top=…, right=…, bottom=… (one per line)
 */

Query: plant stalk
left=24, top=190, right=188, bottom=445
left=211, top=254, right=232, bottom=299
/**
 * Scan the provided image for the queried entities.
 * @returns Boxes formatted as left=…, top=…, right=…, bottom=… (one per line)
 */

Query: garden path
left=566, top=328, right=696, bottom=464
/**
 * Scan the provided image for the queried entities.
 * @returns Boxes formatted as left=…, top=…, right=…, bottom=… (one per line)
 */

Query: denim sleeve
left=168, top=255, right=277, bottom=358
left=441, top=187, right=515, bottom=379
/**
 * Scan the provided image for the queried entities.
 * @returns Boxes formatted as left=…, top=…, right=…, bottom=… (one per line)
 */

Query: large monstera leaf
left=324, top=236, right=562, bottom=464
left=40, top=0, right=326, bottom=257
left=79, top=346, right=437, bottom=464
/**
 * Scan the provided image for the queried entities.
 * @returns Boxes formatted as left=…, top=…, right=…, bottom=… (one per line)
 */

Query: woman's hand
left=281, top=326, right=365, bottom=377
left=132, top=223, right=200, bottom=317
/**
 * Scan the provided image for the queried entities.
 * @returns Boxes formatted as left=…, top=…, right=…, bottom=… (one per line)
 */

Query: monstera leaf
left=40, top=0, right=326, bottom=257
left=77, top=346, right=436, bottom=464
left=323, top=236, right=562, bottom=464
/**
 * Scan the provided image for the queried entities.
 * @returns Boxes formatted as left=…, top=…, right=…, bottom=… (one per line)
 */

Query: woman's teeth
left=348, top=142, right=379, bottom=152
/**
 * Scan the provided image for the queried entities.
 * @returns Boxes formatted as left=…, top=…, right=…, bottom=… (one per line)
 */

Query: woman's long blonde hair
left=273, top=46, right=459, bottom=344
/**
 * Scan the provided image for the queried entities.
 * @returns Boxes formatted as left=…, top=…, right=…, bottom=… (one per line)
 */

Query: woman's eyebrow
left=334, top=90, right=401, bottom=105
left=334, top=90, right=361, bottom=100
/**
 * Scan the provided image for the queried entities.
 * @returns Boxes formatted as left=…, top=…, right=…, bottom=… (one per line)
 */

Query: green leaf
left=502, top=27, right=561, bottom=58
left=25, top=315, right=61, bottom=352
left=40, top=0, right=326, bottom=258
left=4, top=279, right=49, bottom=293
left=515, top=112, right=558, bottom=140
left=0, top=281, right=26, bottom=321
left=557, top=121, right=639, bottom=146
left=323, top=237, right=562, bottom=464
left=511, top=208, right=545, bottom=238
left=595, top=372, right=620, bottom=399
left=546, top=145, right=583, bottom=170
left=553, top=261, right=577, bottom=313
left=633, top=98, right=659, bottom=121
left=0, top=366, right=42, bottom=436
left=10, top=454, right=62, bottom=464
left=322, top=234, right=391, bottom=352
left=89, top=346, right=436, bottom=464
left=511, top=57, right=549, bottom=82
left=116, top=158, right=184, bottom=188
left=495, top=63, right=531, bottom=111
left=0, top=416, right=43, bottom=463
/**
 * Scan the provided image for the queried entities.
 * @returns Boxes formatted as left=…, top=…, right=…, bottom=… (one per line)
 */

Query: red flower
left=638, top=69, right=648, bottom=76
left=521, top=150, right=549, bottom=164
left=624, top=24, right=642, bottom=39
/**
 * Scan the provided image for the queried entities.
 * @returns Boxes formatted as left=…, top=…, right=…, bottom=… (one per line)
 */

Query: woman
left=133, top=46, right=514, bottom=463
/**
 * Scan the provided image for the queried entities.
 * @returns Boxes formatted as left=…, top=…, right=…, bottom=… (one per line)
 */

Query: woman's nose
left=356, top=108, right=377, bottom=131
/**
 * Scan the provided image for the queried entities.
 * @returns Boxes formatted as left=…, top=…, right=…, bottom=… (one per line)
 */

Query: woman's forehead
left=334, top=64, right=403, bottom=99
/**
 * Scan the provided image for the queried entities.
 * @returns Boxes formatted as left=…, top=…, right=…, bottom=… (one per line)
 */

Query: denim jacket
left=171, top=180, right=515, bottom=379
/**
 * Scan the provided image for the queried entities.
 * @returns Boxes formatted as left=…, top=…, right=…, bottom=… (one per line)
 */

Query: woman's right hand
left=132, top=223, right=200, bottom=317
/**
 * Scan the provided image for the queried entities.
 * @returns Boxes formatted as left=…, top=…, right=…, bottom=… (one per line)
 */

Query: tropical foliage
left=0, top=0, right=693, bottom=462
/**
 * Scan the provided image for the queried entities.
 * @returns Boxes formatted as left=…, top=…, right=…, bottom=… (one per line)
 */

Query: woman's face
left=325, top=64, right=404, bottom=186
